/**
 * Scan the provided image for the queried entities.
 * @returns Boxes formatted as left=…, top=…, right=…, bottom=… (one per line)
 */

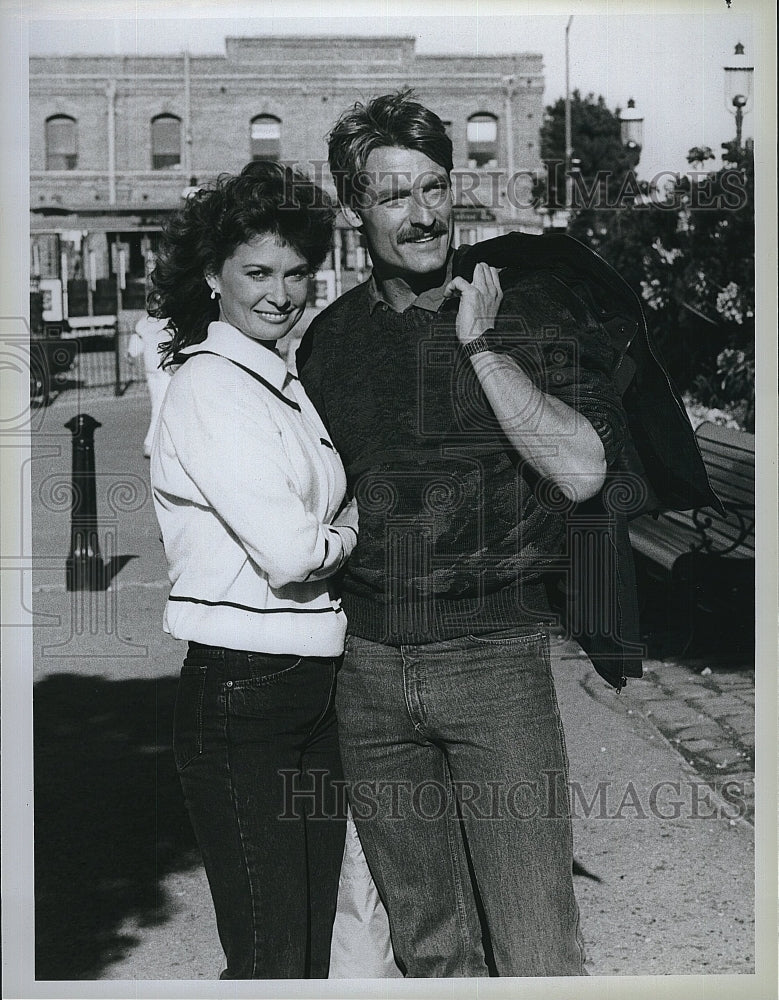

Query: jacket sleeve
left=496, top=272, right=629, bottom=468
left=169, top=357, right=355, bottom=590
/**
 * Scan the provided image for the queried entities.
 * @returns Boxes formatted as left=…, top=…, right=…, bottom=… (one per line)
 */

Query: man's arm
left=446, top=262, right=609, bottom=503
left=469, top=350, right=606, bottom=501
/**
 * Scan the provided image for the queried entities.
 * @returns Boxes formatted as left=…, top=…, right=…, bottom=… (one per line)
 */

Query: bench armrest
left=690, top=501, right=754, bottom=556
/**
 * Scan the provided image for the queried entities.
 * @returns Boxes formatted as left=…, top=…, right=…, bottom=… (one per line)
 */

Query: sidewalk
left=25, top=386, right=761, bottom=992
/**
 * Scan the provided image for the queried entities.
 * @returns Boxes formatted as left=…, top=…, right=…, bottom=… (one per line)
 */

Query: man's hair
left=327, top=89, right=453, bottom=208
left=149, top=160, right=334, bottom=364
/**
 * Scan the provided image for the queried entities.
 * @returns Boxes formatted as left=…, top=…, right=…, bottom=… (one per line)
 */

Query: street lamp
left=724, top=42, right=754, bottom=149
left=564, top=16, right=574, bottom=210
left=620, top=98, right=644, bottom=154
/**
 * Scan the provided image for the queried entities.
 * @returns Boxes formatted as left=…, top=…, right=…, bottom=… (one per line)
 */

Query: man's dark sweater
left=296, top=248, right=628, bottom=645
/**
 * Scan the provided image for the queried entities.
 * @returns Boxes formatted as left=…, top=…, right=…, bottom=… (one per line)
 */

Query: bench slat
left=707, top=482, right=754, bottom=504
left=699, top=453, right=753, bottom=476
left=699, top=442, right=754, bottom=464
left=696, top=421, right=755, bottom=450
left=629, top=421, right=755, bottom=601
left=702, top=448, right=754, bottom=469
left=630, top=515, right=753, bottom=551
left=651, top=510, right=753, bottom=551
left=629, top=532, right=690, bottom=571
left=703, top=466, right=753, bottom=486
left=703, top=459, right=753, bottom=485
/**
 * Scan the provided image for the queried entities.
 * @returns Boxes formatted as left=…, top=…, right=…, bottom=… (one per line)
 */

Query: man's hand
left=444, top=262, right=503, bottom=345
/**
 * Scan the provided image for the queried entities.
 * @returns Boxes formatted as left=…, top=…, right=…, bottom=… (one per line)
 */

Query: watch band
left=461, top=329, right=495, bottom=358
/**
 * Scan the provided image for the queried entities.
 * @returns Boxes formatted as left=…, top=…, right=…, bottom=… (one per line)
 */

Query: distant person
left=148, top=161, right=358, bottom=979
left=126, top=313, right=171, bottom=457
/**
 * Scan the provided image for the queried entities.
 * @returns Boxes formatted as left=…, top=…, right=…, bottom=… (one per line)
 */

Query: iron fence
left=31, top=328, right=144, bottom=403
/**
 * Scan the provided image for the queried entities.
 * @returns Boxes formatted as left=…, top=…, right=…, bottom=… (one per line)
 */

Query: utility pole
left=503, top=75, right=516, bottom=187
left=183, top=49, right=192, bottom=176
left=106, top=79, right=117, bottom=205
left=564, top=16, right=573, bottom=212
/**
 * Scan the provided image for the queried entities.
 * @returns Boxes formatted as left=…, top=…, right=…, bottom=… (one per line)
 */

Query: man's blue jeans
left=173, top=642, right=345, bottom=979
left=336, top=627, right=586, bottom=977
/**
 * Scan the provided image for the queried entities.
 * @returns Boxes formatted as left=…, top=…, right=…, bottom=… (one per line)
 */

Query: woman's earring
left=210, top=288, right=219, bottom=300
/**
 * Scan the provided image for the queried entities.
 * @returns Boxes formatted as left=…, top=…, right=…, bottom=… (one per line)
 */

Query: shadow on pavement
left=34, top=673, right=199, bottom=980
left=104, top=555, right=137, bottom=586
left=635, top=562, right=754, bottom=667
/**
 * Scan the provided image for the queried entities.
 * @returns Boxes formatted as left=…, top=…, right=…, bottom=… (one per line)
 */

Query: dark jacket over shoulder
left=454, top=232, right=719, bottom=516
left=453, top=233, right=720, bottom=688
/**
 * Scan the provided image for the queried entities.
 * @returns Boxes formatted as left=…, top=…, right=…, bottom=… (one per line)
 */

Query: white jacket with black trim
left=151, top=321, right=356, bottom=656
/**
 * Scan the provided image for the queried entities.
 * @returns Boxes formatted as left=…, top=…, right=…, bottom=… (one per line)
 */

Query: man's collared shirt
left=365, top=250, right=456, bottom=315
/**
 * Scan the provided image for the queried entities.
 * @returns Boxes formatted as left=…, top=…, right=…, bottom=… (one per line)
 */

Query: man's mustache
left=397, top=225, right=448, bottom=244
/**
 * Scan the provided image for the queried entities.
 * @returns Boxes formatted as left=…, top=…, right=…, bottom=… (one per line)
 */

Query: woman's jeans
left=336, top=627, right=586, bottom=978
left=173, top=641, right=346, bottom=979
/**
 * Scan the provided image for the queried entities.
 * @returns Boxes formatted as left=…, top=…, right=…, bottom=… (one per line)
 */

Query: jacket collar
left=178, top=321, right=290, bottom=391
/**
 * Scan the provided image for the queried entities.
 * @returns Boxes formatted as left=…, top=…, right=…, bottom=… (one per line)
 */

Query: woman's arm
left=169, top=359, right=357, bottom=589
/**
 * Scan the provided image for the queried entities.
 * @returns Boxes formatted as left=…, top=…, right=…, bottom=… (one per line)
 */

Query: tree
left=686, top=146, right=715, bottom=167
left=598, top=149, right=755, bottom=430
left=536, top=90, right=639, bottom=241
left=537, top=93, right=755, bottom=430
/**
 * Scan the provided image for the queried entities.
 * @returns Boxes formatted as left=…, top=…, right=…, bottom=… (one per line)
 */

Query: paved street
left=22, top=382, right=767, bottom=995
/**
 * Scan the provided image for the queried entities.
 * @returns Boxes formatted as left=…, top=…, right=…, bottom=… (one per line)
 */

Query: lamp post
left=620, top=98, right=644, bottom=166
left=564, top=15, right=574, bottom=211
left=724, top=42, right=754, bottom=149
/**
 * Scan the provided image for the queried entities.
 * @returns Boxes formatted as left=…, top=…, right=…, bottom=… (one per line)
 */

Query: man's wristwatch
left=461, top=328, right=495, bottom=358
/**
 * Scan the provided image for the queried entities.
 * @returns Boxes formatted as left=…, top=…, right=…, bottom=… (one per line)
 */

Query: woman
left=149, top=160, right=357, bottom=979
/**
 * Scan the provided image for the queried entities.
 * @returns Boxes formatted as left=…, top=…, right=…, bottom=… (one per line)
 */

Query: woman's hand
left=444, top=262, right=503, bottom=346
left=333, top=496, right=359, bottom=536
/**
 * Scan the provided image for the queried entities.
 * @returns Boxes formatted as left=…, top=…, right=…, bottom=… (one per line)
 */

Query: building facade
left=30, top=36, right=545, bottom=319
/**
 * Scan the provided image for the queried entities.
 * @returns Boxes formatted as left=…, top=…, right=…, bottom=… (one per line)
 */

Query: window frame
left=45, top=114, right=78, bottom=171
left=250, top=114, right=282, bottom=162
left=466, top=112, right=499, bottom=170
left=151, top=113, right=183, bottom=171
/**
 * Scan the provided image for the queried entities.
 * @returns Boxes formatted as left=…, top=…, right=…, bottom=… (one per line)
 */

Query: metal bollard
left=65, top=413, right=105, bottom=591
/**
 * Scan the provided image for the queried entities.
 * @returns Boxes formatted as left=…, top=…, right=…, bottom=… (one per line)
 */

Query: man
left=296, top=90, right=693, bottom=978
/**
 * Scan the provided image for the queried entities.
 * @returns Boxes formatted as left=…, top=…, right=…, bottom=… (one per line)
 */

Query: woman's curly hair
left=149, top=160, right=334, bottom=366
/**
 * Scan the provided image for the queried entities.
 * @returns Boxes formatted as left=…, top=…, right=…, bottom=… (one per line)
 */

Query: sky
left=23, top=0, right=766, bottom=180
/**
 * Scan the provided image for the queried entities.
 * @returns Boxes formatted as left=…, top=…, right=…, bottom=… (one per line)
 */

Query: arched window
left=466, top=113, right=498, bottom=169
left=151, top=114, right=182, bottom=170
left=251, top=115, right=281, bottom=162
left=46, top=115, right=77, bottom=170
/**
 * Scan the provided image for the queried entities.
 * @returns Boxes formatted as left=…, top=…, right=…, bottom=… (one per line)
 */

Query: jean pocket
left=466, top=628, right=548, bottom=647
left=228, top=652, right=304, bottom=690
left=173, top=664, right=208, bottom=772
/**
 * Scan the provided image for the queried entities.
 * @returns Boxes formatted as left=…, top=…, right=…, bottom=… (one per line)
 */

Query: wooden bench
left=628, top=421, right=755, bottom=650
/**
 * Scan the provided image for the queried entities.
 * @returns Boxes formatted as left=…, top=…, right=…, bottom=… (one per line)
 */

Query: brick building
left=30, top=35, right=545, bottom=320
